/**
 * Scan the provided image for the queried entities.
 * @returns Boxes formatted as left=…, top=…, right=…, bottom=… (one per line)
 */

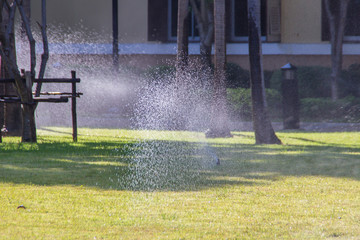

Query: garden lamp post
left=281, top=63, right=300, bottom=129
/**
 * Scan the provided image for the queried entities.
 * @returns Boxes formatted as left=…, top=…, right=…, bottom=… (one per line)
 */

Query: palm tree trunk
left=190, top=0, right=214, bottom=69
left=206, top=0, right=231, bottom=138
left=248, top=0, right=281, bottom=144
left=324, top=0, right=350, bottom=101
left=176, top=0, right=190, bottom=75
left=0, top=1, right=22, bottom=136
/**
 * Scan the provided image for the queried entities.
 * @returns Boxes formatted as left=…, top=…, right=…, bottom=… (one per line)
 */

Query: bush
left=225, top=63, right=273, bottom=89
left=144, top=63, right=273, bottom=90
left=300, top=96, right=360, bottom=122
left=227, top=88, right=282, bottom=121
left=225, top=62, right=250, bottom=88
left=340, top=64, right=360, bottom=97
left=143, top=65, right=176, bottom=85
left=270, top=66, right=331, bottom=98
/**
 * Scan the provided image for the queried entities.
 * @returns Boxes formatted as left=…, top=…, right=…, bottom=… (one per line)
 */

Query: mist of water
left=15, top=26, right=222, bottom=191
left=124, top=65, right=221, bottom=190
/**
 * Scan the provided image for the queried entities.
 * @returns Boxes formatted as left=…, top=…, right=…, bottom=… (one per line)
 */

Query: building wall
left=281, top=0, right=323, bottom=43
left=28, top=0, right=360, bottom=71
left=118, top=0, right=148, bottom=43
left=31, top=0, right=324, bottom=44
left=31, top=0, right=148, bottom=43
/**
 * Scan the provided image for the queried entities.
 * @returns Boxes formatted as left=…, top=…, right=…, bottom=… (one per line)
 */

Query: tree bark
left=0, top=1, right=22, bottom=136
left=324, top=0, right=350, bottom=101
left=21, top=71, right=36, bottom=142
left=176, top=0, right=190, bottom=77
left=35, top=0, right=49, bottom=97
left=16, top=0, right=36, bottom=78
left=247, top=0, right=281, bottom=144
left=0, top=0, right=39, bottom=142
left=190, top=0, right=214, bottom=68
left=206, top=0, right=231, bottom=138
left=112, top=0, right=119, bottom=72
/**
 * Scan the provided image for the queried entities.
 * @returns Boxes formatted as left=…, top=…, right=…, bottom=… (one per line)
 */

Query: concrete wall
left=31, top=0, right=148, bottom=43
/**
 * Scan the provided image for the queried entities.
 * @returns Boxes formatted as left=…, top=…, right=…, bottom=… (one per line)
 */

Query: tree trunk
left=0, top=1, right=22, bottom=136
left=35, top=0, right=49, bottom=97
left=247, top=0, right=281, bottom=144
left=324, top=0, right=350, bottom=101
left=21, top=104, right=36, bottom=142
left=176, top=0, right=190, bottom=76
left=21, top=71, right=36, bottom=142
left=190, top=0, right=214, bottom=69
left=0, top=1, right=39, bottom=142
left=206, top=0, right=231, bottom=138
left=112, top=0, right=119, bottom=72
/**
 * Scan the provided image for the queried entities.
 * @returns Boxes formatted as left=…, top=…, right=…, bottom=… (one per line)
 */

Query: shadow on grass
left=0, top=133, right=359, bottom=191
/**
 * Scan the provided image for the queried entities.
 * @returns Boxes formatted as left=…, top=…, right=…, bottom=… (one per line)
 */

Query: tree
left=0, top=0, right=48, bottom=142
left=112, top=0, right=119, bottom=71
left=205, top=0, right=231, bottom=138
left=0, top=0, right=21, bottom=136
left=323, top=0, right=350, bottom=101
left=176, top=0, right=190, bottom=76
left=189, top=0, right=214, bottom=68
left=247, top=0, right=281, bottom=144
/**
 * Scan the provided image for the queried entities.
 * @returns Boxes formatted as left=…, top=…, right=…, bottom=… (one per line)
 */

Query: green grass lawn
left=1, top=127, right=360, bottom=239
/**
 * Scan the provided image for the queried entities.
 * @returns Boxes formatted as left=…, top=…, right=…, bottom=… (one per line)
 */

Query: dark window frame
left=168, top=0, right=200, bottom=41
left=167, top=0, right=268, bottom=43
left=322, top=0, right=360, bottom=42
left=230, top=0, right=267, bottom=42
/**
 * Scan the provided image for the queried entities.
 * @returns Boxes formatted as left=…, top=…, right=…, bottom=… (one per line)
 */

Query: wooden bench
left=0, top=71, right=82, bottom=142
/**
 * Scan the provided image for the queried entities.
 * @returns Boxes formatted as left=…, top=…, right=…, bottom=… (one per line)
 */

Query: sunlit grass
left=1, top=128, right=360, bottom=239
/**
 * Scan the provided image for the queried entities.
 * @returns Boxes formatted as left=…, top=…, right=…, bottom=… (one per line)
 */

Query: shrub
left=340, top=64, right=360, bottom=97
left=300, top=96, right=360, bottom=122
left=225, top=63, right=273, bottom=89
left=143, top=65, right=176, bottom=85
left=270, top=66, right=331, bottom=98
left=227, top=88, right=282, bottom=121
left=225, top=62, right=250, bottom=88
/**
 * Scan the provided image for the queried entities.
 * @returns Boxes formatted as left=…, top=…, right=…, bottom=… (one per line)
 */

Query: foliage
left=143, top=65, right=176, bottom=85
left=227, top=88, right=282, bottom=120
left=270, top=66, right=332, bottom=98
left=1, top=128, right=360, bottom=239
left=270, top=65, right=360, bottom=99
left=224, top=62, right=272, bottom=89
left=301, top=96, right=360, bottom=122
left=144, top=63, right=260, bottom=89
left=340, top=63, right=360, bottom=98
left=225, top=62, right=250, bottom=88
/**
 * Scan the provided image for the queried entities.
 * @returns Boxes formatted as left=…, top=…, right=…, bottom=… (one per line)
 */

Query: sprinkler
left=204, top=143, right=221, bottom=165
left=1, top=125, right=8, bottom=133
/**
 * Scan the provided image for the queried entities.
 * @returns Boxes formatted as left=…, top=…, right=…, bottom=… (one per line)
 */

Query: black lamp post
left=281, top=63, right=300, bottom=129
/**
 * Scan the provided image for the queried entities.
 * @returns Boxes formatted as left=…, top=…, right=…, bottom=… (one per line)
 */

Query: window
left=231, top=0, right=267, bottom=41
left=168, top=0, right=200, bottom=41
left=148, top=0, right=280, bottom=43
left=168, top=0, right=267, bottom=42
left=344, top=0, right=360, bottom=41
left=322, top=0, right=360, bottom=42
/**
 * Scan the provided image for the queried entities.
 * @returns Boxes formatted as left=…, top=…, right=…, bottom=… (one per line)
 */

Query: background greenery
left=145, top=63, right=360, bottom=123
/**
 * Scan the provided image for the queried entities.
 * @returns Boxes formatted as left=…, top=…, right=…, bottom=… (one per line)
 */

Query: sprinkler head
left=1, top=125, right=8, bottom=133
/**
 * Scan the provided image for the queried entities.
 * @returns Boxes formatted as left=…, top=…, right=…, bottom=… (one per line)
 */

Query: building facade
left=30, top=0, right=360, bottom=70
